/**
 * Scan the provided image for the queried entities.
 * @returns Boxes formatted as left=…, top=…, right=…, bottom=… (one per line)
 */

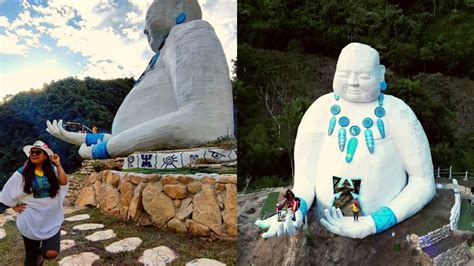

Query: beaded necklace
left=327, top=90, right=386, bottom=163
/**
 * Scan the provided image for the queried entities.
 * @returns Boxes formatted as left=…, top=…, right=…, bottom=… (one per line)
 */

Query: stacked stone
left=432, top=242, right=471, bottom=265
left=75, top=170, right=237, bottom=238
left=419, top=225, right=451, bottom=249
left=79, top=158, right=124, bottom=175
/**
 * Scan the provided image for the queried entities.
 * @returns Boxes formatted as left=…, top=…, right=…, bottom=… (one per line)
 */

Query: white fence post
left=464, top=171, right=468, bottom=181
left=449, top=166, right=452, bottom=179
left=437, top=167, right=440, bottom=178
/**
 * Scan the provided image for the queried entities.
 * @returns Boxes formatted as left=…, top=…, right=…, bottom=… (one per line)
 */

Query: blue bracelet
left=92, top=141, right=110, bottom=159
left=297, top=197, right=308, bottom=217
left=370, top=207, right=397, bottom=233
left=86, top=133, right=105, bottom=146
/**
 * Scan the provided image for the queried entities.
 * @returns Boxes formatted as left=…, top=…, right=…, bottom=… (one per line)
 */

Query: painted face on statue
left=332, top=43, right=385, bottom=103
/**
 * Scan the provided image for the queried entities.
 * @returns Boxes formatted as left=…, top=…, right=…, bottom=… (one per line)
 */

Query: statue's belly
left=315, top=134, right=406, bottom=215
left=112, top=66, right=178, bottom=134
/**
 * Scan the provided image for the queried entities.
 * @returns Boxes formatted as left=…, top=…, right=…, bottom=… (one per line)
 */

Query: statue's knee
left=44, top=250, right=58, bottom=259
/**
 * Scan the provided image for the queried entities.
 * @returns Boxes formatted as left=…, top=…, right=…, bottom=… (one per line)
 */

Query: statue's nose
left=348, top=72, right=359, bottom=86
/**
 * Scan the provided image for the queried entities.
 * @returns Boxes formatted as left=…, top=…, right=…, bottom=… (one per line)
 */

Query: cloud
left=0, top=16, right=9, bottom=27
left=0, top=32, right=29, bottom=55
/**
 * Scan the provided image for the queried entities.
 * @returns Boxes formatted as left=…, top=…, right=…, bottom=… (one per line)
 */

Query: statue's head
left=144, top=0, right=202, bottom=52
left=333, top=43, right=386, bottom=103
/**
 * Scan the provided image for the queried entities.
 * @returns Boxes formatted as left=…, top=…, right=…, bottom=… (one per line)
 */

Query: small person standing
left=0, top=140, right=69, bottom=265
left=352, top=199, right=360, bottom=222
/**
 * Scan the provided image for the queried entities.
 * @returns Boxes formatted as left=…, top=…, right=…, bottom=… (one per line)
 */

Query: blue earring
left=176, top=12, right=187, bottom=24
left=380, top=81, right=387, bottom=91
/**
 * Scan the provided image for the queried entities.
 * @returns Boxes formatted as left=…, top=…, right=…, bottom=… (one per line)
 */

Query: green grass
left=0, top=208, right=236, bottom=265
left=123, top=167, right=236, bottom=175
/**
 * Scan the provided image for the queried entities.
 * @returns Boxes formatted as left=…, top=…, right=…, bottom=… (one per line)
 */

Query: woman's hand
left=13, top=203, right=27, bottom=213
left=51, top=154, right=61, bottom=166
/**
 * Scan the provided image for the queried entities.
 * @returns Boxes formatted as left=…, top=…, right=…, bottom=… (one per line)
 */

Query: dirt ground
left=238, top=186, right=472, bottom=266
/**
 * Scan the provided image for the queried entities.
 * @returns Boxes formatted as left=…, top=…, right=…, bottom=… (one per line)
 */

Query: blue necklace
left=328, top=92, right=386, bottom=163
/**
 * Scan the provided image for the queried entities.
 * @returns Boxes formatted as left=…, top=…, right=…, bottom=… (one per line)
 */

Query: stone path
left=59, top=214, right=227, bottom=265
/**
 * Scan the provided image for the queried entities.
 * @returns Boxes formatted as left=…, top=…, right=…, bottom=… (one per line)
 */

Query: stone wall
left=433, top=242, right=471, bottom=265
left=75, top=170, right=237, bottom=239
left=418, top=225, right=451, bottom=249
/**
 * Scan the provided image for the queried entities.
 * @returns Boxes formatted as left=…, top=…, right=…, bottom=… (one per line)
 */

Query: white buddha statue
left=256, top=42, right=435, bottom=239
left=46, top=0, right=234, bottom=159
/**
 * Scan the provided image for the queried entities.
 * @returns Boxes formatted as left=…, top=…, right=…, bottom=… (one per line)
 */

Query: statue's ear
left=378, top=65, right=386, bottom=81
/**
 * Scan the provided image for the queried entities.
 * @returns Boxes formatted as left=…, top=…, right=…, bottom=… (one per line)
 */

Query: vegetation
left=237, top=0, right=474, bottom=190
left=0, top=77, right=133, bottom=188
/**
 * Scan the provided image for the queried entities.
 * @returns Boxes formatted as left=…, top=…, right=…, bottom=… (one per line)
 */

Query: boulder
left=186, top=219, right=210, bottom=237
left=217, top=175, right=237, bottom=184
left=164, top=184, right=188, bottom=199
left=223, top=184, right=237, bottom=237
left=75, top=187, right=96, bottom=207
left=192, top=185, right=222, bottom=235
left=161, top=175, right=178, bottom=185
left=167, top=218, right=188, bottom=233
left=97, top=183, right=120, bottom=215
left=128, top=182, right=146, bottom=222
left=187, top=181, right=202, bottom=194
left=176, top=198, right=193, bottom=221
left=142, top=183, right=175, bottom=228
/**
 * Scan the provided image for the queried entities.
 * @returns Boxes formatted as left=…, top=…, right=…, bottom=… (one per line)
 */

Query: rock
left=93, top=180, right=101, bottom=203
left=85, top=229, right=117, bottom=241
left=138, top=212, right=153, bottom=226
left=87, top=172, right=99, bottom=185
left=105, top=237, right=142, bottom=253
left=143, top=174, right=161, bottom=183
left=58, top=252, right=100, bottom=265
left=0, top=229, right=5, bottom=240
left=161, top=175, right=178, bottom=185
left=176, top=198, right=193, bottom=221
left=128, top=182, right=147, bottom=222
left=61, top=230, right=67, bottom=236
left=164, top=184, right=188, bottom=199
left=98, top=183, right=120, bottom=215
left=223, top=184, right=237, bottom=237
left=192, top=186, right=222, bottom=235
left=73, top=223, right=105, bottom=231
left=130, top=174, right=142, bottom=185
left=120, top=182, right=135, bottom=218
left=138, top=246, right=178, bottom=265
left=174, top=199, right=181, bottom=207
left=167, top=218, right=188, bottom=233
left=201, top=176, right=216, bottom=185
left=65, top=214, right=90, bottom=222
left=104, top=171, right=121, bottom=188
left=217, top=193, right=224, bottom=209
left=60, top=239, right=75, bottom=251
left=186, top=258, right=226, bottom=266
left=216, top=183, right=226, bottom=192
left=187, top=181, right=203, bottom=194
left=75, top=187, right=97, bottom=207
left=217, top=175, right=237, bottom=184
left=177, top=175, right=194, bottom=184
left=186, top=219, right=210, bottom=237
left=142, top=183, right=175, bottom=228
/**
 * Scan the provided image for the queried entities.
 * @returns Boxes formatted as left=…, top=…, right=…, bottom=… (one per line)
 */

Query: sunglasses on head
left=30, top=149, right=44, bottom=156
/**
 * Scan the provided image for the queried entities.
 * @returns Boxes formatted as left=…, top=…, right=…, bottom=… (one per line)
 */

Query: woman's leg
left=40, top=230, right=61, bottom=261
left=22, top=235, right=40, bottom=266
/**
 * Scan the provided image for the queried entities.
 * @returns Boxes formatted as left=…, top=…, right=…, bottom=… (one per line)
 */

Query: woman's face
left=29, top=148, right=47, bottom=165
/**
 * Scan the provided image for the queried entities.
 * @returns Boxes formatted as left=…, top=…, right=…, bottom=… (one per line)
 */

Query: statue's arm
left=374, top=99, right=435, bottom=233
left=292, top=95, right=329, bottom=215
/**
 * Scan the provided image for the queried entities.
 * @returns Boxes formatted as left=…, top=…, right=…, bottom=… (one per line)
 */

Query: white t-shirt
left=0, top=167, right=69, bottom=240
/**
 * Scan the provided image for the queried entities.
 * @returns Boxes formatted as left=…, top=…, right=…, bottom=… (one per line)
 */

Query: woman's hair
left=22, top=151, right=59, bottom=198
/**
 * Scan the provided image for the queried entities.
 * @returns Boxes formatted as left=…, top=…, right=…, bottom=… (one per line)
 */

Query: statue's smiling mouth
left=345, top=87, right=361, bottom=94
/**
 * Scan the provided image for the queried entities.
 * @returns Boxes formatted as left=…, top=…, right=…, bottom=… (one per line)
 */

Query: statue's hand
left=255, top=210, right=304, bottom=239
left=46, top=120, right=86, bottom=146
left=320, top=207, right=376, bottom=239
left=79, top=143, right=93, bottom=159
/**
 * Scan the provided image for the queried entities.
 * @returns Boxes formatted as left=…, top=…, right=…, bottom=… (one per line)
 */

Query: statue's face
left=333, top=43, right=385, bottom=103
left=144, top=2, right=173, bottom=52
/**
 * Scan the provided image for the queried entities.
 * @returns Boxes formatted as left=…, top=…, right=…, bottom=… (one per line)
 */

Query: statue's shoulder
left=306, top=93, right=333, bottom=113
left=170, top=20, right=215, bottom=37
left=384, top=94, right=418, bottom=121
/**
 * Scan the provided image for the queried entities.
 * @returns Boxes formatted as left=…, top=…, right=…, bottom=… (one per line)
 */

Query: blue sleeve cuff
left=0, top=202, right=10, bottom=213
left=92, top=141, right=110, bottom=159
left=370, top=207, right=397, bottom=233
left=86, top=133, right=105, bottom=146
left=297, top=197, right=308, bottom=217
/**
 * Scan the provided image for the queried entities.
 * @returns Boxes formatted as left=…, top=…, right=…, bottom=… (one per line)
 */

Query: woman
left=0, top=140, right=68, bottom=265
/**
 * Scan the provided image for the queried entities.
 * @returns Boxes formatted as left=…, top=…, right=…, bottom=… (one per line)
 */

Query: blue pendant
left=349, top=125, right=360, bottom=136
left=328, top=116, right=336, bottom=135
left=338, top=128, right=346, bottom=152
left=346, top=137, right=358, bottom=163
left=362, top=118, right=373, bottom=128
left=377, top=118, right=385, bottom=138
left=339, top=116, right=350, bottom=127
left=378, top=93, right=384, bottom=106
left=365, top=129, right=374, bottom=153
left=334, top=93, right=340, bottom=101
left=375, top=106, right=385, bottom=117
left=331, top=105, right=341, bottom=115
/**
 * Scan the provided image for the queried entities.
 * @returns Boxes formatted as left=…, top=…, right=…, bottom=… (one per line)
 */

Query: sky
left=0, top=0, right=237, bottom=99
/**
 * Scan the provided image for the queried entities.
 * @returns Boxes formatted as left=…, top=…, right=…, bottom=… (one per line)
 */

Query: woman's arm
left=51, top=154, right=68, bottom=185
